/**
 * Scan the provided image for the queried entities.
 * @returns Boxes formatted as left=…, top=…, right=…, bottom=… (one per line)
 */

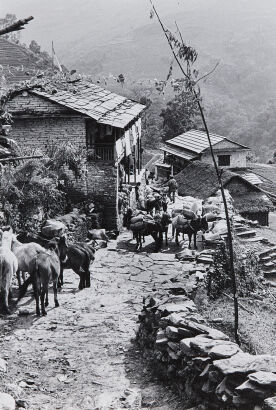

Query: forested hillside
left=2, top=0, right=276, bottom=160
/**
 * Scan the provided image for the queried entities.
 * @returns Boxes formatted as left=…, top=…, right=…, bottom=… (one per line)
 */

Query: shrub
left=207, top=241, right=261, bottom=299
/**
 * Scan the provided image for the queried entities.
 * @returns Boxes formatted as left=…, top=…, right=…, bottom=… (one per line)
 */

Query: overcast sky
left=1, top=0, right=276, bottom=55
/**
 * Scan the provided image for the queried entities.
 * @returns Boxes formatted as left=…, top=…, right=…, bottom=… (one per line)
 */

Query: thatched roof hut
left=174, top=161, right=273, bottom=225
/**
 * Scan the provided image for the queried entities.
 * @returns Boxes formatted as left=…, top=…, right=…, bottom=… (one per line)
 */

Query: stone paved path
left=0, top=231, right=186, bottom=410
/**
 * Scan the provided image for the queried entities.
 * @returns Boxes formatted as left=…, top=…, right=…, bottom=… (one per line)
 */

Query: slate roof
left=165, top=129, right=249, bottom=156
left=233, top=171, right=263, bottom=185
left=32, top=82, right=145, bottom=129
left=161, top=144, right=197, bottom=160
left=174, top=161, right=272, bottom=212
left=245, top=163, right=276, bottom=198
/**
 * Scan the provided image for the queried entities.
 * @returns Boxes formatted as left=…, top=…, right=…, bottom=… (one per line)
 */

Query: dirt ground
left=0, top=231, right=186, bottom=410
left=198, top=294, right=276, bottom=355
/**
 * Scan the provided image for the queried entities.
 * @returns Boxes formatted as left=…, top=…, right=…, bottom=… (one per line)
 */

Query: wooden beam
left=0, top=16, right=34, bottom=36
left=0, top=154, right=43, bottom=163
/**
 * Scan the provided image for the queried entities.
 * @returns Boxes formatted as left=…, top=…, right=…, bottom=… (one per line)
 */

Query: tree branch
left=150, top=0, right=240, bottom=345
left=195, top=62, right=220, bottom=84
left=0, top=16, right=34, bottom=36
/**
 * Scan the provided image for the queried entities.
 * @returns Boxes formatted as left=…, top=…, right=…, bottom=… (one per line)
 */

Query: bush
left=0, top=159, right=66, bottom=231
left=207, top=241, right=261, bottom=299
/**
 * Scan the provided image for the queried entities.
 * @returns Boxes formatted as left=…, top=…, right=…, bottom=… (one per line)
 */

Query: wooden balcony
left=87, top=144, right=114, bottom=162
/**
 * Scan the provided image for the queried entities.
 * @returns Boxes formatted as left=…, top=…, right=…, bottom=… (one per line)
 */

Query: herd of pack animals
left=0, top=192, right=215, bottom=317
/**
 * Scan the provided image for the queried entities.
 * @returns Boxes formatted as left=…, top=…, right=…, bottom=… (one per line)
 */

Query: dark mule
left=17, top=232, right=54, bottom=248
left=59, top=241, right=96, bottom=290
left=123, top=209, right=171, bottom=251
left=19, top=237, right=68, bottom=316
left=146, top=197, right=162, bottom=215
left=173, top=215, right=209, bottom=249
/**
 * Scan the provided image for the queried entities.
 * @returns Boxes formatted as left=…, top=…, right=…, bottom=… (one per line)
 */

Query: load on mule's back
left=172, top=202, right=209, bottom=249
left=123, top=208, right=171, bottom=251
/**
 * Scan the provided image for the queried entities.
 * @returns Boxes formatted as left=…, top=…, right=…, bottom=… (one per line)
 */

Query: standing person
left=167, top=175, right=178, bottom=203
left=135, top=182, right=141, bottom=202
left=145, top=168, right=150, bottom=185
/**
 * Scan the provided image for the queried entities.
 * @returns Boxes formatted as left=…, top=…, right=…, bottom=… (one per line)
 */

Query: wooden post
left=137, top=138, right=140, bottom=175
left=134, top=145, right=137, bottom=184
left=127, top=157, right=130, bottom=184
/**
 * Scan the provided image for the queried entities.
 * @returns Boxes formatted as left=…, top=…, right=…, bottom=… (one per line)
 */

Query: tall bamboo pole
left=150, top=1, right=240, bottom=344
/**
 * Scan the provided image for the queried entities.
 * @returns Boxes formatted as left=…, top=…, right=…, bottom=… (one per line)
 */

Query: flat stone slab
left=214, top=353, right=276, bottom=375
left=190, top=337, right=237, bottom=357
left=161, top=300, right=196, bottom=314
left=249, top=371, right=276, bottom=388
left=264, top=396, right=276, bottom=410
left=149, top=253, right=176, bottom=262
left=209, top=343, right=240, bottom=359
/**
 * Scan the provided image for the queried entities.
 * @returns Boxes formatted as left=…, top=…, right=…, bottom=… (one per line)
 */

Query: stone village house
left=156, top=129, right=250, bottom=178
left=6, top=82, right=146, bottom=229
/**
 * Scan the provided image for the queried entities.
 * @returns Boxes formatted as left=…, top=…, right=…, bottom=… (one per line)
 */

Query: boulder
left=264, top=397, right=276, bottom=410
left=249, top=371, right=276, bottom=389
left=214, top=353, right=276, bottom=376
left=0, top=393, right=15, bottom=410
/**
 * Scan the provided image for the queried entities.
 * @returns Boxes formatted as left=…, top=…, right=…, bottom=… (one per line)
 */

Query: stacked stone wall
left=137, top=295, right=276, bottom=409
left=86, top=161, right=118, bottom=230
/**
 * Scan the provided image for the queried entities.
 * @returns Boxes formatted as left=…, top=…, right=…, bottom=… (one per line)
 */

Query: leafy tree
left=29, top=39, right=41, bottom=54
left=160, top=89, right=200, bottom=141
left=0, top=159, right=65, bottom=231
left=0, top=14, right=20, bottom=43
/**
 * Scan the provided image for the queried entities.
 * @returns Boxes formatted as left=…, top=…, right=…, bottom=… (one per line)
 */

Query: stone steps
left=236, top=230, right=256, bottom=239
left=259, top=246, right=276, bottom=258
left=259, top=256, right=272, bottom=263
left=234, top=225, right=248, bottom=232
left=240, top=236, right=264, bottom=243
left=263, top=262, right=276, bottom=271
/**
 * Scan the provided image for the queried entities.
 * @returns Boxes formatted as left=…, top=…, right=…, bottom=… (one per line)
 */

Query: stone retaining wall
left=137, top=294, right=276, bottom=409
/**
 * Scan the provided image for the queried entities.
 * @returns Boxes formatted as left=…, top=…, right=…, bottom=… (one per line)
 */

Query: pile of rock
left=137, top=294, right=276, bottom=409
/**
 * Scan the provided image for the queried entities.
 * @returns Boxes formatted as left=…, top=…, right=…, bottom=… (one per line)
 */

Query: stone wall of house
left=10, top=117, right=86, bottom=150
left=7, top=93, right=74, bottom=116
left=7, top=93, right=121, bottom=229
left=201, top=150, right=248, bottom=169
left=86, top=161, right=119, bottom=230
left=137, top=294, right=276, bottom=409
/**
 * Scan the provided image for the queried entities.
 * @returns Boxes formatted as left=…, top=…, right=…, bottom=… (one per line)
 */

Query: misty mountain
left=3, top=0, right=276, bottom=159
